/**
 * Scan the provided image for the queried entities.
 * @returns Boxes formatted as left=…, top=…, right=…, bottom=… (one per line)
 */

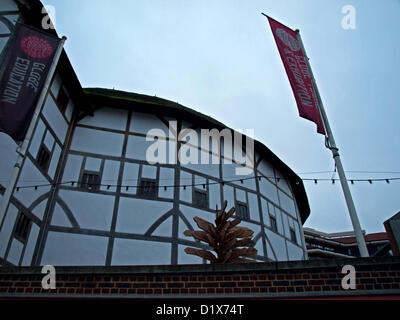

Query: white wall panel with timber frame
left=0, top=0, right=19, bottom=54
left=78, top=107, right=128, bottom=131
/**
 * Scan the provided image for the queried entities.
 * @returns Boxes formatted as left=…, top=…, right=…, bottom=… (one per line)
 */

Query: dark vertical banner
left=0, top=23, right=61, bottom=141
left=266, top=16, right=325, bottom=135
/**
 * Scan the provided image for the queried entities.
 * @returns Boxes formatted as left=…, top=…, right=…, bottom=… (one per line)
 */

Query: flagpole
left=0, top=35, right=66, bottom=228
left=295, top=30, right=369, bottom=257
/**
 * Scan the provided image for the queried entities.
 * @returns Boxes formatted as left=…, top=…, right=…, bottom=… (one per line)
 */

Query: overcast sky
left=41, top=0, right=400, bottom=234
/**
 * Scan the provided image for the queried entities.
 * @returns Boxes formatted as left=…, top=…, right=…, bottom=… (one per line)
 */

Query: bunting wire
left=9, top=175, right=400, bottom=191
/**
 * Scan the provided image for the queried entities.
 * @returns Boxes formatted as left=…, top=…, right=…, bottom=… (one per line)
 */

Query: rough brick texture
left=0, top=257, right=399, bottom=298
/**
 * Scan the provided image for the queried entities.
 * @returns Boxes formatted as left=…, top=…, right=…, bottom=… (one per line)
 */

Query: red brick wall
left=0, top=257, right=399, bottom=298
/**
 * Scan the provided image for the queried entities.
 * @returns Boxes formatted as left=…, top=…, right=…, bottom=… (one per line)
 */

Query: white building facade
left=0, top=0, right=310, bottom=267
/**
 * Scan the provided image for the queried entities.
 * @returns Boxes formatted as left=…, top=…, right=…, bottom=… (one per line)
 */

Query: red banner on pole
left=0, top=24, right=61, bottom=141
left=267, top=16, right=325, bottom=135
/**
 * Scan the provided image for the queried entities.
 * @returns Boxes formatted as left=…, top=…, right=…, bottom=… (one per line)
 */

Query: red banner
left=267, top=16, right=325, bottom=135
left=0, top=24, right=61, bottom=141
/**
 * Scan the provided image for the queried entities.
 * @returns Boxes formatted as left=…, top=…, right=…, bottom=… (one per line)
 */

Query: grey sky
left=41, top=0, right=400, bottom=234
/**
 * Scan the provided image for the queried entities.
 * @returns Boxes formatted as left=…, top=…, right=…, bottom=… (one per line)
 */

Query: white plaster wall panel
left=0, top=203, right=18, bottom=257
left=71, top=127, right=123, bottom=156
left=31, top=199, right=47, bottom=220
left=268, top=201, right=275, bottom=216
left=152, top=216, right=172, bottom=237
left=178, top=215, right=191, bottom=241
left=281, top=211, right=290, bottom=239
left=7, top=238, right=23, bottom=265
left=84, top=157, right=102, bottom=172
left=79, top=107, right=128, bottom=131
left=41, top=96, right=68, bottom=143
left=100, top=160, right=120, bottom=192
left=208, top=183, right=221, bottom=211
left=275, top=207, right=284, bottom=235
left=130, top=112, right=168, bottom=135
left=180, top=170, right=192, bottom=186
left=21, top=224, right=39, bottom=266
left=50, top=73, right=62, bottom=97
left=51, top=202, right=72, bottom=227
left=293, top=199, right=301, bottom=222
left=179, top=171, right=192, bottom=203
left=41, top=232, right=108, bottom=266
left=253, top=237, right=264, bottom=259
left=275, top=169, right=292, bottom=195
left=294, top=222, right=302, bottom=246
left=62, top=154, right=83, bottom=182
left=126, top=134, right=169, bottom=162
left=178, top=244, right=202, bottom=264
left=59, top=190, right=114, bottom=231
left=287, top=241, right=304, bottom=261
left=65, top=100, right=74, bottom=122
left=288, top=217, right=294, bottom=229
left=28, top=118, right=46, bottom=159
left=194, top=175, right=206, bottom=188
left=158, top=167, right=174, bottom=199
left=257, top=159, right=275, bottom=181
left=0, top=134, right=18, bottom=184
left=279, top=190, right=297, bottom=218
left=13, top=159, right=51, bottom=208
left=261, top=199, right=270, bottom=227
left=258, top=178, right=279, bottom=204
left=264, top=228, right=288, bottom=261
left=121, top=162, right=139, bottom=195
left=223, top=185, right=234, bottom=209
left=235, top=188, right=246, bottom=203
left=112, top=238, right=171, bottom=266
left=221, top=163, right=256, bottom=190
left=116, top=198, right=172, bottom=234
left=0, top=0, right=18, bottom=11
left=265, top=238, right=276, bottom=261
left=0, top=15, right=17, bottom=33
left=182, top=162, right=220, bottom=178
left=141, top=164, right=157, bottom=179
left=248, top=193, right=259, bottom=221
left=43, top=130, right=55, bottom=150
left=181, top=146, right=220, bottom=178
left=47, top=142, right=61, bottom=179
left=179, top=205, right=215, bottom=240
left=0, top=20, right=10, bottom=33
left=1, top=13, right=18, bottom=24
left=0, top=38, right=8, bottom=54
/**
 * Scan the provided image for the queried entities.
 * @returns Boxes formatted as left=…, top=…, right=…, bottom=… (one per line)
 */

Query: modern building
left=384, top=211, right=400, bottom=256
left=0, top=0, right=311, bottom=267
left=304, top=227, right=392, bottom=259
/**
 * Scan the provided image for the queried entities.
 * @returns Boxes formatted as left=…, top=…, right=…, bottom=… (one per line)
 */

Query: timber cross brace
left=184, top=200, right=257, bottom=263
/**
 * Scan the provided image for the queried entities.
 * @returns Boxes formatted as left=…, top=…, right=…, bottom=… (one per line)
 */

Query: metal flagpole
left=295, top=30, right=369, bottom=257
left=0, top=35, right=67, bottom=228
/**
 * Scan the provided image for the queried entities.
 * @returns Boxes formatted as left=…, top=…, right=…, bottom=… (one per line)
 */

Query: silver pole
left=0, top=35, right=67, bottom=229
left=295, top=30, right=369, bottom=257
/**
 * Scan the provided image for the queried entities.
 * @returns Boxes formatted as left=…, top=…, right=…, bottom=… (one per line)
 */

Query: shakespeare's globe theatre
left=0, top=0, right=310, bottom=267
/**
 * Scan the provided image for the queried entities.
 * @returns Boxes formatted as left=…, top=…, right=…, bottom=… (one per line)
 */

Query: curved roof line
left=83, top=87, right=310, bottom=223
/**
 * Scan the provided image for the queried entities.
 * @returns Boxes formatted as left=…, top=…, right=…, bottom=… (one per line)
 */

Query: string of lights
left=11, top=175, right=400, bottom=191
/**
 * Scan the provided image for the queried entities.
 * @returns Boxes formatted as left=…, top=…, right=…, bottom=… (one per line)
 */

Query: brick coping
left=0, top=256, right=399, bottom=275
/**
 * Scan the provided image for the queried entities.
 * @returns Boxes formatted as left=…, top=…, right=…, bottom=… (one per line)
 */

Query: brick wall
left=0, top=257, right=399, bottom=299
